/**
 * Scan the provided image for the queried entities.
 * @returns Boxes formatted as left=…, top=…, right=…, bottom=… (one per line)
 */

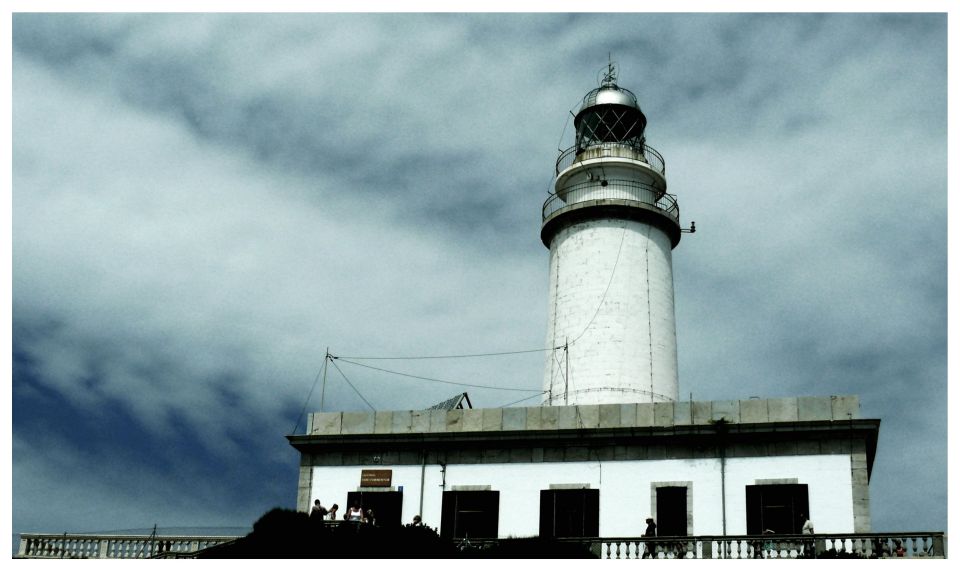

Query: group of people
left=875, top=537, right=908, bottom=558
left=310, top=499, right=338, bottom=521
left=311, top=499, right=375, bottom=524
left=311, top=499, right=423, bottom=527
left=303, top=505, right=916, bottom=558
left=640, top=514, right=820, bottom=559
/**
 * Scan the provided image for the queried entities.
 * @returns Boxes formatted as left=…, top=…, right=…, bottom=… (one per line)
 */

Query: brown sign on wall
left=360, top=469, right=392, bottom=487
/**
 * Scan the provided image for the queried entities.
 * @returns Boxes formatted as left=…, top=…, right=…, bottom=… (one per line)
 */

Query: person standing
left=800, top=514, right=814, bottom=557
left=346, top=502, right=364, bottom=522
left=327, top=504, right=339, bottom=521
left=801, top=514, right=814, bottom=535
left=310, top=499, right=327, bottom=519
left=642, top=517, right=657, bottom=558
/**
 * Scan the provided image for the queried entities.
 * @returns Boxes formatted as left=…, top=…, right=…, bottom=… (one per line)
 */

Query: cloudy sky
left=10, top=11, right=948, bottom=541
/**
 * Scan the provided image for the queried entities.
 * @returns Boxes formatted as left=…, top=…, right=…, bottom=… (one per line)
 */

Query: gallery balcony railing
left=542, top=180, right=680, bottom=224
left=556, top=142, right=666, bottom=176
left=16, top=532, right=242, bottom=559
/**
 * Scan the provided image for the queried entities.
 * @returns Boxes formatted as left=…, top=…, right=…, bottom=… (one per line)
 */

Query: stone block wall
left=307, top=395, right=861, bottom=436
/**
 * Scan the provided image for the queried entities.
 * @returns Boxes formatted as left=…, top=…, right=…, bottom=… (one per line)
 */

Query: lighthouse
left=290, top=64, right=884, bottom=546
left=542, top=65, right=683, bottom=406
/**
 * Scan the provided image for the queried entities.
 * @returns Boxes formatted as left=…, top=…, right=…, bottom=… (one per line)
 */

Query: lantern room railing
left=556, top=142, right=666, bottom=176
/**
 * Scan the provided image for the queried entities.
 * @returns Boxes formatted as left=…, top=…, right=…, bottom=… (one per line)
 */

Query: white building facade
left=289, top=71, right=878, bottom=550
left=290, top=396, right=875, bottom=541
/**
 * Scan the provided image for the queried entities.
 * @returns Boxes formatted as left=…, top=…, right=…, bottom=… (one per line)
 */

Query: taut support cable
left=336, top=346, right=559, bottom=361
left=328, top=358, right=377, bottom=411
left=333, top=356, right=543, bottom=393
left=495, top=391, right=550, bottom=408
left=290, top=354, right=329, bottom=435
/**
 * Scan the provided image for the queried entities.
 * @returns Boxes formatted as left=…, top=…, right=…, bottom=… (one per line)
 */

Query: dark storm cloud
left=11, top=13, right=589, bottom=241
left=658, top=13, right=947, bottom=530
left=12, top=12, right=947, bottom=538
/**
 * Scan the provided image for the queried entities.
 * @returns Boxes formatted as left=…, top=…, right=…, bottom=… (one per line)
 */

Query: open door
left=539, top=489, right=599, bottom=538
left=656, top=486, right=688, bottom=536
left=345, top=491, right=403, bottom=527
left=745, top=484, right=809, bottom=535
left=440, top=490, right=500, bottom=539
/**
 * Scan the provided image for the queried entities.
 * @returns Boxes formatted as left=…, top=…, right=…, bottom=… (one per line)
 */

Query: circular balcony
left=543, top=179, right=679, bottom=223
left=556, top=142, right=666, bottom=176
left=541, top=179, right=681, bottom=248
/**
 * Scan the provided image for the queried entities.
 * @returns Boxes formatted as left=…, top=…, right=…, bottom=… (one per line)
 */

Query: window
left=440, top=491, right=500, bottom=539
left=745, top=484, right=809, bottom=535
left=539, top=489, right=599, bottom=538
left=345, top=491, right=403, bottom=527
left=656, top=486, right=688, bottom=536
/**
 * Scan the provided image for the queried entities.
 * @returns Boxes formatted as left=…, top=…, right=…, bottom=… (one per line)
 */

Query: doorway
left=440, top=490, right=500, bottom=539
left=745, top=484, right=809, bottom=535
left=344, top=491, right=403, bottom=527
left=656, top=486, right=688, bottom=536
left=539, top=488, right=599, bottom=538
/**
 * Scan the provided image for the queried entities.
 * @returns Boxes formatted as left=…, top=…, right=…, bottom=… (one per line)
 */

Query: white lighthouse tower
left=290, top=63, right=887, bottom=547
left=542, top=65, right=684, bottom=406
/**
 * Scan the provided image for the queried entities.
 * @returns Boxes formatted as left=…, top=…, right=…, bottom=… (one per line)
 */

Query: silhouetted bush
left=200, top=508, right=600, bottom=558
left=200, top=508, right=458, bottom=558
left=460, top=537, right=597, bottom=559
left=201, top=508, right=315, bottom=558
left=816, top=548, right=865, bottom=559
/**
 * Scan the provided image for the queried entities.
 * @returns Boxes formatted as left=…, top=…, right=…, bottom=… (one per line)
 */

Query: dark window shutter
left=539, top=490, right=554, bottom=538
left=584, top=489, right=600, bottom=536
left=746, top=484, right=810, bottom=535
left=440, top=491, right=456, bottom=540
left=746, top=485, right=762, bottom=535
left=440, top=491, right=500, bottom=539
left=795, top=484, right=810, bottom=534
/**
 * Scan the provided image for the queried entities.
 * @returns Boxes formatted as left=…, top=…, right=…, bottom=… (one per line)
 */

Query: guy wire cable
left=551, top=349, right=566, bottom=404
left=328, top=357, right=377, bottom=411
left=495, top=391, right=550, bottom=408
left=541, top=95, right=586, bottom=204
left=336, top=345, right=560, bottom=361
left=333, top=356, right=543, bottom=393
left=290, top=354, right=329, bottom=435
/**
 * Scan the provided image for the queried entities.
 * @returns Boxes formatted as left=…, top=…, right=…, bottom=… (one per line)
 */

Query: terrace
left=17, top=529, right=946, bottom=559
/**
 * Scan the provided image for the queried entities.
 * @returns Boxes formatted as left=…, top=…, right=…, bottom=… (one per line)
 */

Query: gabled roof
left=425, top=392, right=472, bottom=411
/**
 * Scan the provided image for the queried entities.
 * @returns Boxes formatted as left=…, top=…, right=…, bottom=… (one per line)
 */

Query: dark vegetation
left=198, top=508, right=597, bottom=559
left=460, top=536, right=599, bottom=559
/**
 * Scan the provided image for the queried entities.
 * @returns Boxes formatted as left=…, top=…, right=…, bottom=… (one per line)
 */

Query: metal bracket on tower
left=681, top=221, right=696, bottom=234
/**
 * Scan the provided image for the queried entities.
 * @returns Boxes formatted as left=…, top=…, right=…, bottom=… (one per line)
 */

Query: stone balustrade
left=17, top=530, right=944, bottom=558
left=16, top=533, right=241, bottom=559
left=564, top=533, right=946, bottom=559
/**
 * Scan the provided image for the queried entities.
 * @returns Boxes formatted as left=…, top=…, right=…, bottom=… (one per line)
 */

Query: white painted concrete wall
left=310, top=454, right=853, bottom=537
left=543, top=217, right=679, bottom=405
left=725, top=455, right=855, bottom=534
